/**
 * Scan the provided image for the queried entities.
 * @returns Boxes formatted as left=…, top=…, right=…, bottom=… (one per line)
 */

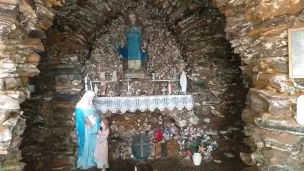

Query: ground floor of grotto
left=1, top=0, right=304, bottom=171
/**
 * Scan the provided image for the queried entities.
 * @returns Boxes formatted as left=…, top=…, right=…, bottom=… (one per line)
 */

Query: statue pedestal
left=124, top=69, right=146, bottom=79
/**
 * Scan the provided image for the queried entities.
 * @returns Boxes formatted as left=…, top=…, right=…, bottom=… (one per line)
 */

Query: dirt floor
left=80, top=155, right=247, bottom=171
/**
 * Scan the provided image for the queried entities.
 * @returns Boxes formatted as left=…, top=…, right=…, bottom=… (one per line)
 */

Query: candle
left=168, top=81, right=172, bottom=95
left=84, top=74, right=88, bottom=91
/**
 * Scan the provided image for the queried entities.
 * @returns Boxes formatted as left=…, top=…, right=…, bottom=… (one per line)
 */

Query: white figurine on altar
left=180, top=71, right=187, bottom=94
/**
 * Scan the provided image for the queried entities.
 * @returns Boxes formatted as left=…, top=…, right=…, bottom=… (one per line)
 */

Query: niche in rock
left=105, top=111, right=181, bottom=160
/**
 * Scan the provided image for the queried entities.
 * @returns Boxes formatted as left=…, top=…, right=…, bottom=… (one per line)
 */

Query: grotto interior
left=1, top=0, right=304, bottom=171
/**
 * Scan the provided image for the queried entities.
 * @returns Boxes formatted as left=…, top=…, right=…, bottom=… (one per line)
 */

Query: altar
left=93, top=95, right=194, bottom=113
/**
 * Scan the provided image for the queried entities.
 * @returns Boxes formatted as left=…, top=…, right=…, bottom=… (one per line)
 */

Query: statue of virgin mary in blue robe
left=119, top=14, right=147, bottom=70
left=75, top=91, right=100, bottom=169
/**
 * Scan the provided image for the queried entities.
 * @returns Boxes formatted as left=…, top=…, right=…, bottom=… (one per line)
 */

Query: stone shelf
left=255, top=113, right=304, bottom=135
left=93, top=95, right=194, bottom=113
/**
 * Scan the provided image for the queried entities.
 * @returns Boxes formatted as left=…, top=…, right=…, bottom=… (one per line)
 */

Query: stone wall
left=0, top=0, right=64, bottom=170
left=152, top=0, right=249, bottom=163
left=210, top=0, right=304, bottom=170
left=20, top=32, right=87, bottom=170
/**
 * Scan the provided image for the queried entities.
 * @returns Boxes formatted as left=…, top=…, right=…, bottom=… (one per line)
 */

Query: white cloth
left=93, top=95, right=194, bottom=113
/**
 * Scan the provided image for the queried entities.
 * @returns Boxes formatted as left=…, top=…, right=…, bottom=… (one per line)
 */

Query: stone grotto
left=0, top=0, right=304, bottom=171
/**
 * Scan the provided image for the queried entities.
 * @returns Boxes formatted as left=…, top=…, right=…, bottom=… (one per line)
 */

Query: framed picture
left=288, top=27, right=304, bottom=78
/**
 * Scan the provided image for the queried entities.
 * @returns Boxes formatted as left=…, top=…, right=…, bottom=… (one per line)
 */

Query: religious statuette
left=112, top=71, right=118, bottom=81
left=152, top=72, right=156, bottom=80
left=89, top=80, right=93, bottom=91
left=297, top=95, right=304, bottom=125
left=75, top=91, right=100, bottom=170
left=99, top=72, right=106, bottom=96
left=94, top=84, right=99, bottom=95
left=118, top=13, right=148, bottom=70
left=94, top=119, right=109, bottom=171
left=180, top=71, right=187, bottom=94
left=172, top=68, right=178, bottom=81
left=161, top=87, right=167, bottom=95
left=84, top=75, right=88, bottom=91
left=85, top=74, right=93, bottom=91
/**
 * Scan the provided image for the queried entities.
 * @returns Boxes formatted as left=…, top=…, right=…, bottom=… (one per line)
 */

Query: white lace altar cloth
left=93, top=95, right=194, bottom=113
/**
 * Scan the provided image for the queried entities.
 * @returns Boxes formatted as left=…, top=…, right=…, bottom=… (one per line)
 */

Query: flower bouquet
left=184, top=134, right=218, bottom=164
left=153, top=129, right=171, bottom=158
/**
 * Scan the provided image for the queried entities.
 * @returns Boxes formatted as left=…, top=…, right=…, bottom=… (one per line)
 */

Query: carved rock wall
left=209, top=0, right=304, bottom=170
left=20, top=33, right=88, bottom=170
left=0, top=0, right=64, bottom=170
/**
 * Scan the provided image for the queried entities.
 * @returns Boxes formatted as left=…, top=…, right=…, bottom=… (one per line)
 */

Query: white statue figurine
left=112, top=71, right=118, bottom=81
left=94, top=84, right=99, bottom=95
left=180, top=71, right=187, bottom=94
left=99, top=72, right=106, bottom=96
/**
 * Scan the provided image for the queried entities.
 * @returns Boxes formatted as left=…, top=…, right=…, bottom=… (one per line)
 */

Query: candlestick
left=168, top=81, right=172, bottom=95
left=84, top=74, right=88, bottom=91
left=127, top=76, right=130, bottom=91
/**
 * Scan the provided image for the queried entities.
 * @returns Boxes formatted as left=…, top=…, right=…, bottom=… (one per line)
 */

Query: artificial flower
left=154, top=129, right=164, bottom=142
left=186, top=149, right=192, bottom=156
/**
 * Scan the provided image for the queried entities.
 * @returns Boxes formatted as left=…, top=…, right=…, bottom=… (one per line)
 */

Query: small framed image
left=288, top=27, right=304, bottom=78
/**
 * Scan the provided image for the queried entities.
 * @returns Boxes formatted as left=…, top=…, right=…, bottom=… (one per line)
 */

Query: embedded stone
left=21, top=38, right=45, bottom=52
left=255, top=113, right=304, bottom=135
left=4, top=77, right=22, bottom=90
left=249, top=98, right=268, bottom=113
left=0, top=95, right=19, bottom=109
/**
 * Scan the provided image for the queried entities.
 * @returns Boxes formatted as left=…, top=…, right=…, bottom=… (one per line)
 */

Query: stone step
left=255, top=113, right=304, bottom=135
left=55, top=83, right=83, bottom=92
left=53, top=102, right=77, bottom=110
left=252, top=127, right=301, bottom=152
left=247, top=89, right=294, bottom=115
left=54, top=92, right=80, bottom=102
left=40, top=64, right=82, bottom=75
left=251, top=149, right=304, bottom=171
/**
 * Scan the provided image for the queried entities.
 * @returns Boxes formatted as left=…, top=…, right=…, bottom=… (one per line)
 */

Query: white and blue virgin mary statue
left=119, top=13, right=148, bottom=70
left=75, top=91, right=100, bottom=169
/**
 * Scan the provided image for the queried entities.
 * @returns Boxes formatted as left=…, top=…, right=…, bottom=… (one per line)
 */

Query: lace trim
left=93, top=95, right=194, bottom=113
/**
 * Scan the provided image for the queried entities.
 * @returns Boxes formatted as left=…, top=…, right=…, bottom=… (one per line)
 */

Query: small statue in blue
left=119, top=13, right=148, bottom=70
